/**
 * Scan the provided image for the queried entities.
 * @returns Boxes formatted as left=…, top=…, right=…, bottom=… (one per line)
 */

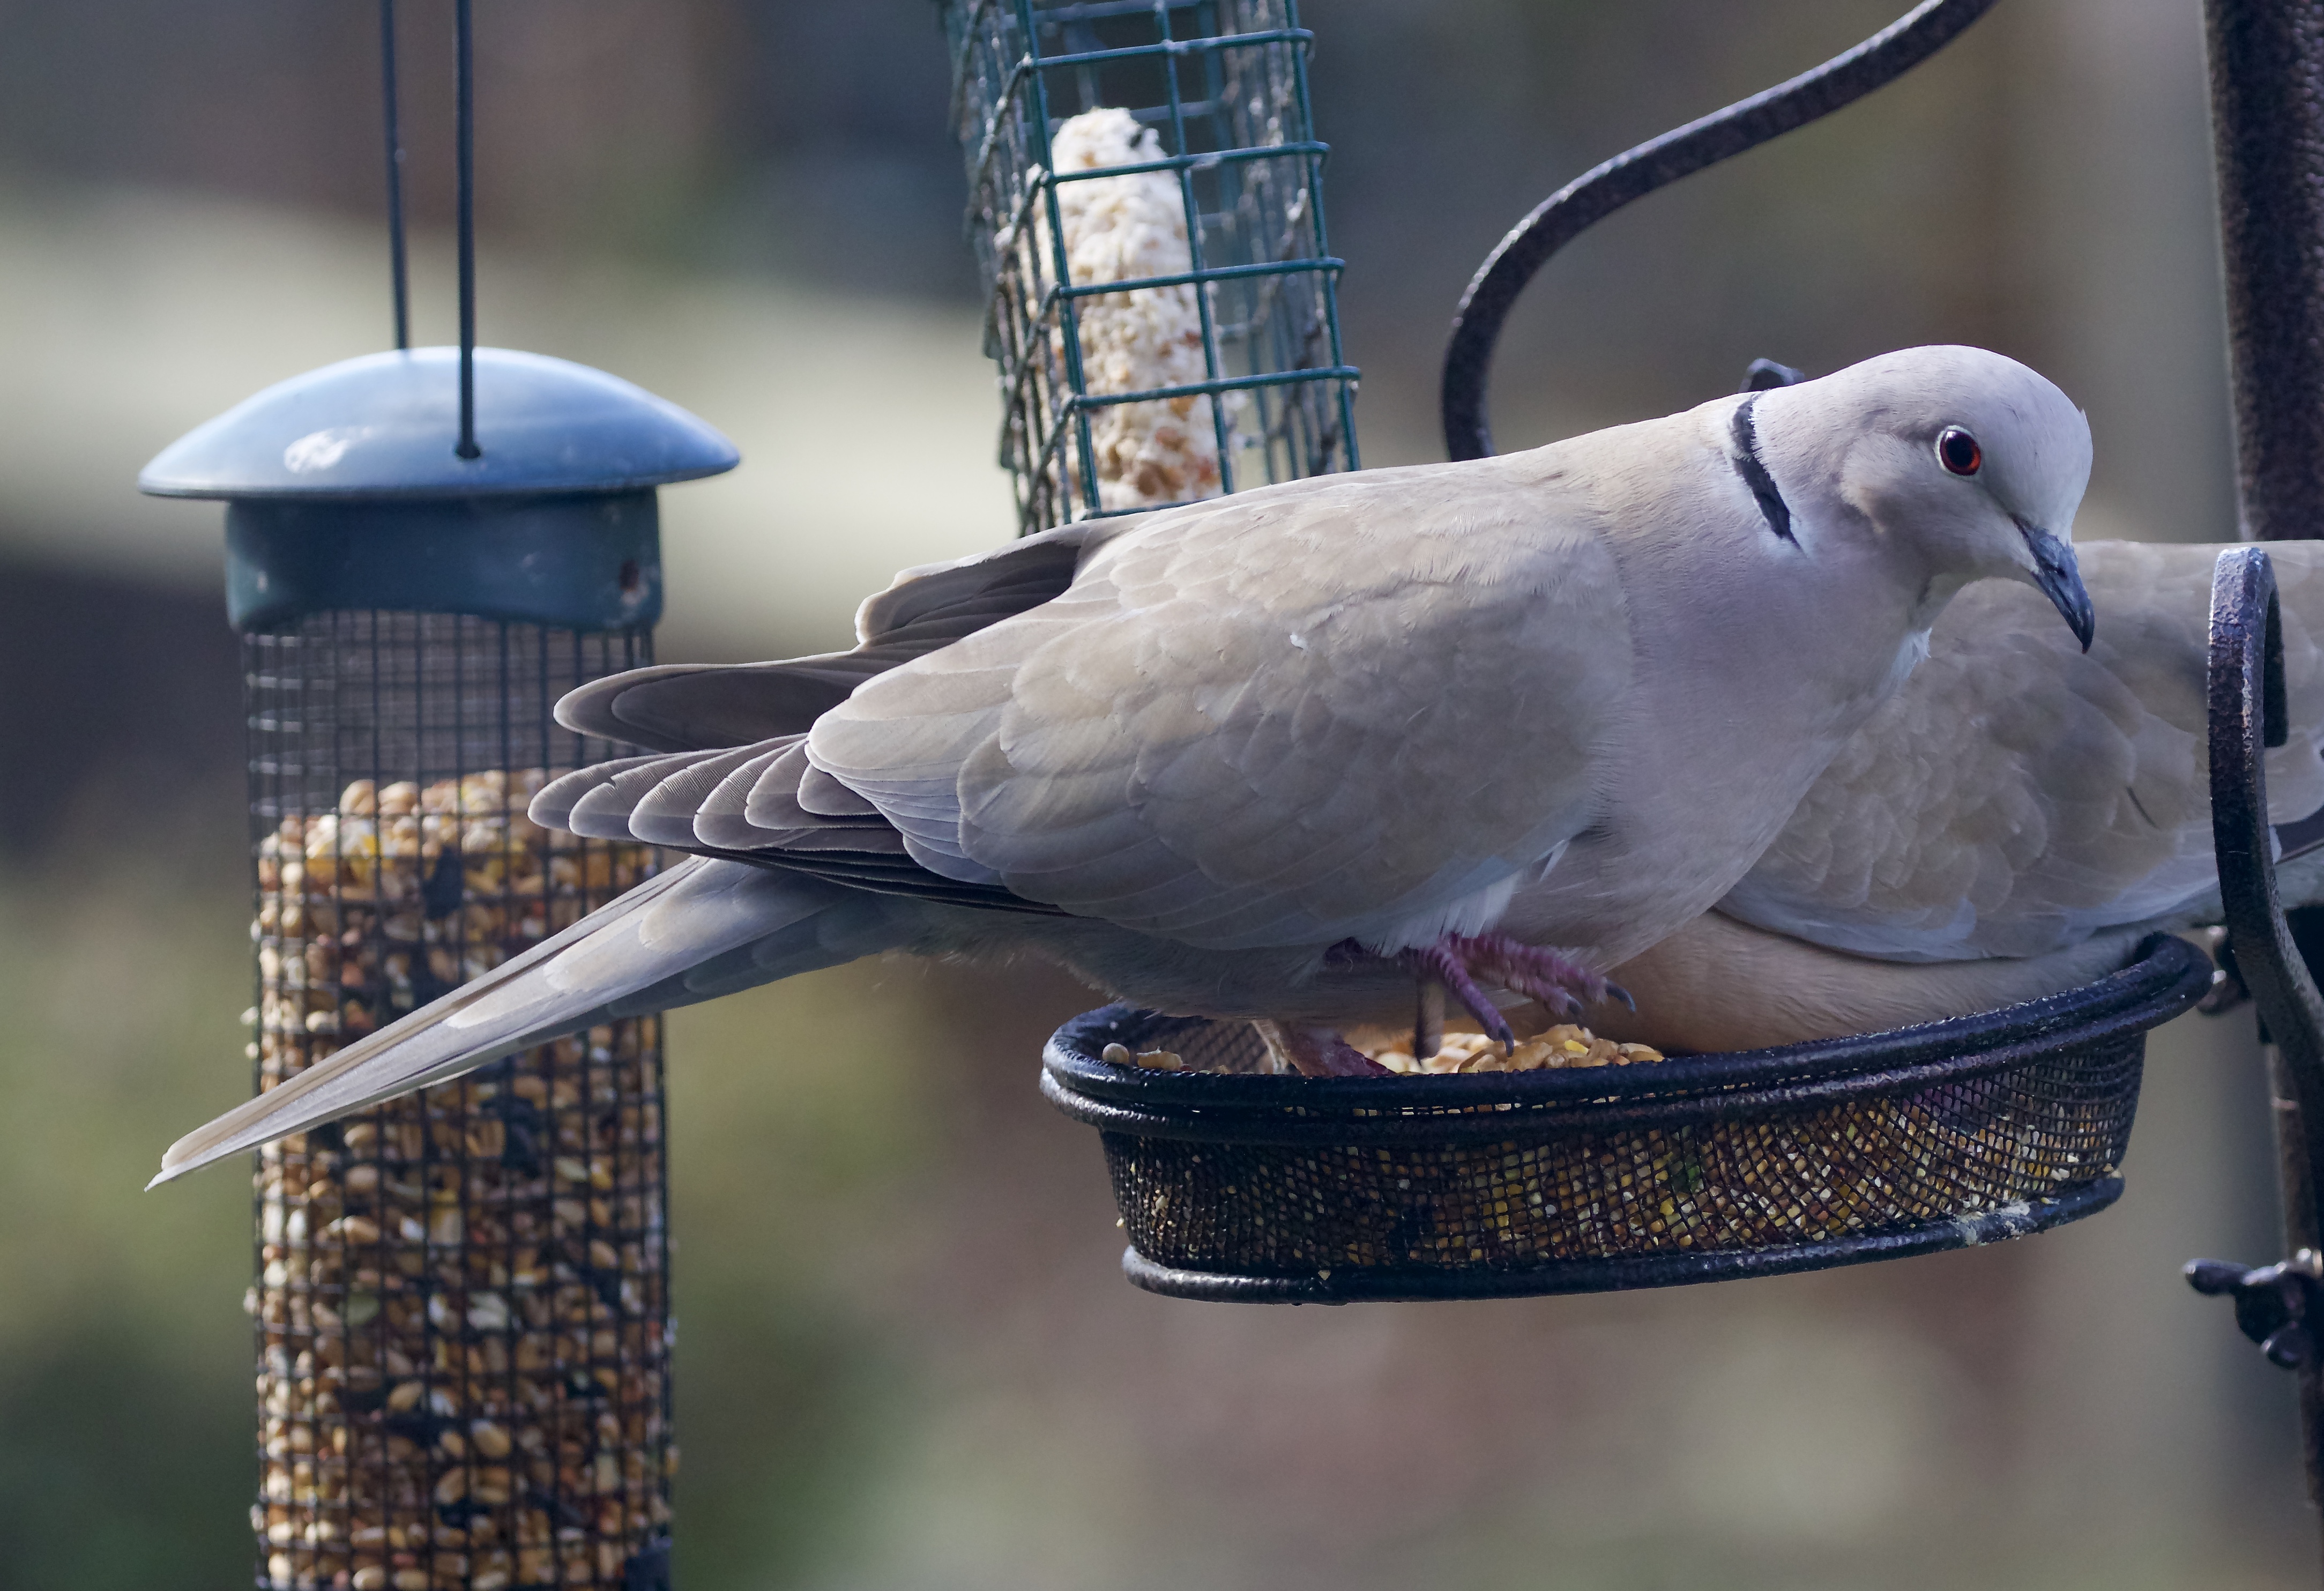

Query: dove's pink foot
left=1397, top=933, right=1627, bottom=1052
left=1255, top=1021, right=1392, bottom=1077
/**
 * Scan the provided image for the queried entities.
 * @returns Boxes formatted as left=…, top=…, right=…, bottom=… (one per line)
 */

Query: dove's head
left=1753, top=345, right=2096, bottom=649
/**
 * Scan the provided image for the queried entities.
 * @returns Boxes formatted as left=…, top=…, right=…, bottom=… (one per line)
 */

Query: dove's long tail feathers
left=152, top=860, right=917, bottom=1187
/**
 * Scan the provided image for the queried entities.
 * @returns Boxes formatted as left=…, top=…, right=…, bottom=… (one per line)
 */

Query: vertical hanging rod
left=455, top=0, right=480, bottom=459
left=380, top=0, right=409, bottom=351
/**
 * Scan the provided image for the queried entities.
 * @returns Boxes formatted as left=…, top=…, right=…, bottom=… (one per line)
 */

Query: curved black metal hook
left=1439, top=0, right=2001, bottom=462
left=2209, top=548, right=2324, bottom=1193
left=2187, top=1252, right=2324, bottom=1370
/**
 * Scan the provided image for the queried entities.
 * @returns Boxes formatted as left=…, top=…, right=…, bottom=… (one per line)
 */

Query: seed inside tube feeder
left=250, top=772, right=670, bottom=1589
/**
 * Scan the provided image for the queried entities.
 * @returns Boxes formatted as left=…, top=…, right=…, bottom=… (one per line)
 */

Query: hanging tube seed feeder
left=1032, top=0, right=2228, bottom=1302
left=140, top=4, right=734, bottom=1585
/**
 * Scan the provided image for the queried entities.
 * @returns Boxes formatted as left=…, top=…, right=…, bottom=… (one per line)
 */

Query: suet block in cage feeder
left=947, top=0, right=1360, bottom=533
left=144, top=346, right=735, bottom=1590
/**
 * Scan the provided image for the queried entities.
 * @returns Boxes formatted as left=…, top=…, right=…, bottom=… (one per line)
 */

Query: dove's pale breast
left=1489, top=406, right=1968, bottom=970
left=806, top=452, right=1636, bottom=951
left=1722, top=538, right=2324, bottom=960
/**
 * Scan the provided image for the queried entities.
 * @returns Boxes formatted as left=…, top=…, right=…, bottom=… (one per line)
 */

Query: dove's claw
left=1607, top=982, right=1637, bottom=1013
left=1397, top=933, right=1615, bottom=1050
left=1397, top=942, right=1516, bottom=1051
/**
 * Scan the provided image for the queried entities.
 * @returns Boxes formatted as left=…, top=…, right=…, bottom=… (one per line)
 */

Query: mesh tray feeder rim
left=1041, top=932, right=2210, bottom=1303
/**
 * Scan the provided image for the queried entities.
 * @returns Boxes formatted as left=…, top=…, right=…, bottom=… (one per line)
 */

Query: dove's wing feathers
left=526, top=730, right=1060, bottom=913
left=629, top=742, right=791, bottom=846
left=849, top=521, right=1097, bottom=648
left=809, top=459, right=1634, bottom=951
left=152, top=860, right=906, bottom=1186
left=554, top=525, right=1099, bottom=752
left=528, top=710, right=1065, bottom=916
left=1724, top=539, right=2324, bottom=960
left=553, top=660, right=867, bottom=755
left=553, top=744, right=785, bottom=842
left=530, top=753, right=671, bottom=832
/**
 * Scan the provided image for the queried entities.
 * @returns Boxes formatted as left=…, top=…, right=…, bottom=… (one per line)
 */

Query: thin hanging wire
left=379, top=0, right=409, bottom=351
left=455, top=0, right=480, bottom=459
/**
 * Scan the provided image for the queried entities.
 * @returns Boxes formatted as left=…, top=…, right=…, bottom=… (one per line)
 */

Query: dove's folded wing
left=554, top=523, right=1101, bottom=752
left=809, top=465, right=1634, bottom=950
left=1723, top=539, right=2324, bottom=961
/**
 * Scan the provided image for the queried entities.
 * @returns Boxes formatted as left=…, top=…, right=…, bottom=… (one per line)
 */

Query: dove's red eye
left=1937, top=426, right=1982, bottom=476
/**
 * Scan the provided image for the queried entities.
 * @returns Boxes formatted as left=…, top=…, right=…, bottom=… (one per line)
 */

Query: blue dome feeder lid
left=140, top=346, right=740, bottom=633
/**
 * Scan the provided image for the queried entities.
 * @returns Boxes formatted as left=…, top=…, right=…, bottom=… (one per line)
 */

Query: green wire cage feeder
left=944, top=0, right=1360, bottom=533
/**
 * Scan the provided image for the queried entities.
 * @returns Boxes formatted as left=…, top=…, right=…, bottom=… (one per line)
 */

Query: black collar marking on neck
left=1730, top=394, right=1796, bottom=545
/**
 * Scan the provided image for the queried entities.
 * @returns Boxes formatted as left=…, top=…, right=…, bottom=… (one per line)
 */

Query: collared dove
left=1597, top=537, right=2324, bottom=1054
left=152, top=345, right=2097, bottom=1185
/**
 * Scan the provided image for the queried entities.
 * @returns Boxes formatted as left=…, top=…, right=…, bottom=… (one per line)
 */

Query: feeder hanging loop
left=1439, top=0, right=2001, bottom=462
left=2206, top=548, right=2324, bottom=1198
left=2195, top=544, right=2324, bottom=1540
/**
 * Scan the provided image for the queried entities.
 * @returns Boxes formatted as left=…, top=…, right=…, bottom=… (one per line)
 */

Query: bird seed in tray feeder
left=1100, top=1024, right=1666, bottom=1074
left=1042, top=933, right=2210, bottom=1302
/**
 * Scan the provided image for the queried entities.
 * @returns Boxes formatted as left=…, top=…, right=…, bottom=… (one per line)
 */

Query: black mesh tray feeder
left=1046, top=945, right=2204, bottom=1302
left=1039, top=0, right=2225, bottom=1303
left=138, top=6, right=734, bottom=1586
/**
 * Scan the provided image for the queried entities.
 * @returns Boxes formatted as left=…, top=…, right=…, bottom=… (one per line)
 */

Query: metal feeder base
left=1120, top=1180, right=2122, bottom=1303
left=1042, top=934, right=2208, bottom=1302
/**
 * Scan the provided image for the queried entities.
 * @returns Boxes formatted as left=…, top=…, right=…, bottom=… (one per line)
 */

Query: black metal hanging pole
left=2206, top=0, right=2324, bottom=542
left=2204, top=1, right=2324, bottom=1571
left=455, top=0, right=480, bottom=459
left=380, top=0, right=409, bottom=351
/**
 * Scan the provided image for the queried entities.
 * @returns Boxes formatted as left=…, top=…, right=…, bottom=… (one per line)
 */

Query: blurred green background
left=0, top=0, right=2311, bottom=1586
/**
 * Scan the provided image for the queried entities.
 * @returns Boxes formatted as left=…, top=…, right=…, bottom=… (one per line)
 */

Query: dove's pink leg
left=1397, top=934, right=1627, bottom=1053
left=1256, top=1021, right=1392, bottom=1077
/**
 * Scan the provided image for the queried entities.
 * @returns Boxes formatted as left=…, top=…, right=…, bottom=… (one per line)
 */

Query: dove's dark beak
left=2019, top=521, right=2095, bottom=651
